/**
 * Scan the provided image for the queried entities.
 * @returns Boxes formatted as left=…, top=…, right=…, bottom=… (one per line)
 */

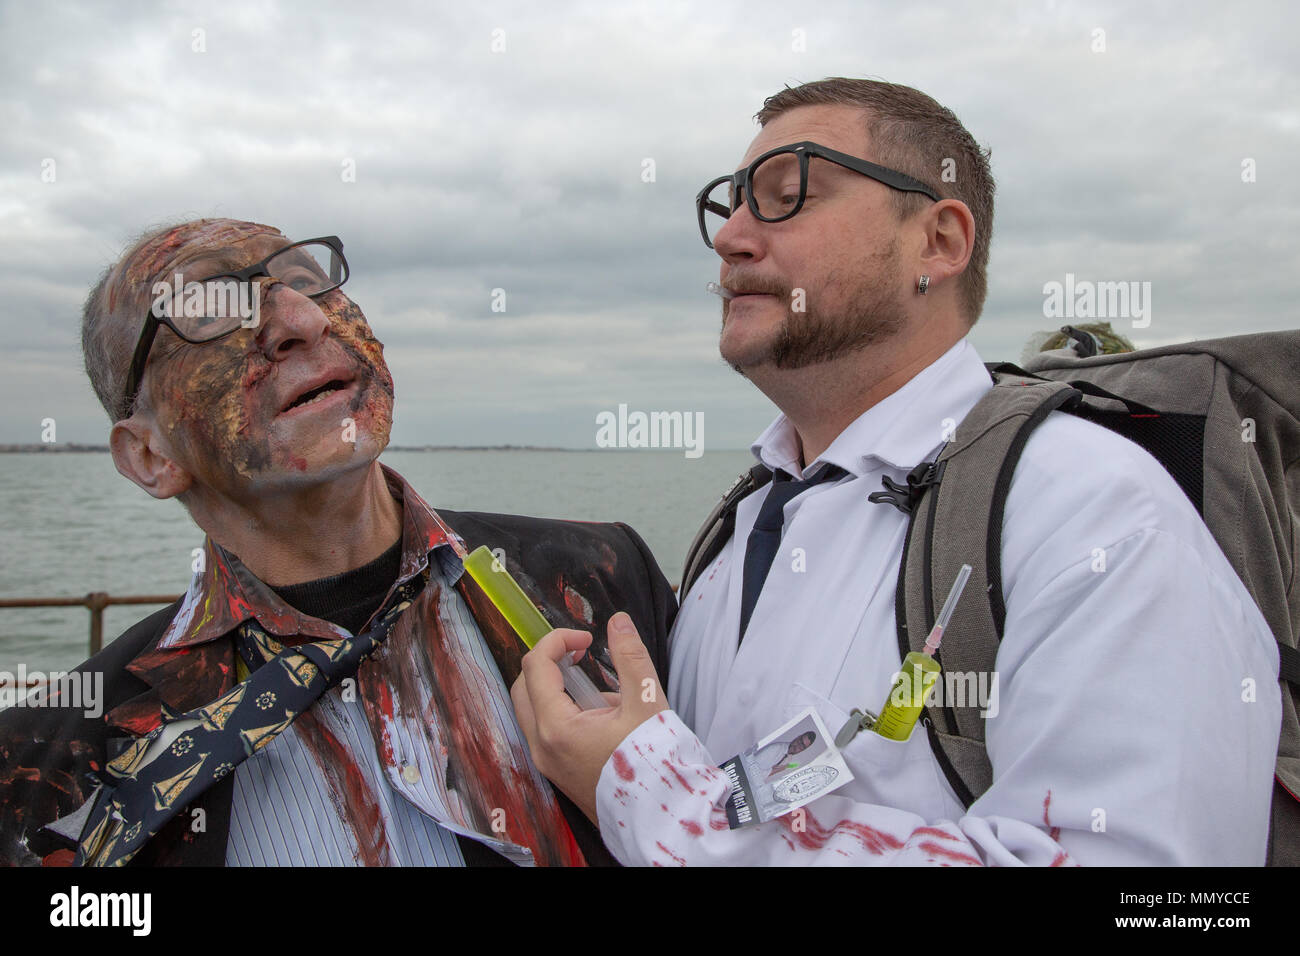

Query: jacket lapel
left=100, top=636, right=238, bottom=866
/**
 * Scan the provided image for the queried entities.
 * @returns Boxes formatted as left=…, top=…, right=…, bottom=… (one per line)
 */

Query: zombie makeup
left=122, top=221, right=395, bottom=494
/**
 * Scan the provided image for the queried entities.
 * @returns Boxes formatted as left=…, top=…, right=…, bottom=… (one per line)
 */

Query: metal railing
left=0, top=593, right=181, bottom=687
left=2, top=585, right=681, bottom=689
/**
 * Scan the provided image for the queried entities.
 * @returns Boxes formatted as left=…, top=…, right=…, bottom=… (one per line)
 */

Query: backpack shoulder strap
left=890, top=368, right=1082, bottom=807
left=680, top=463, right=772, bottom=598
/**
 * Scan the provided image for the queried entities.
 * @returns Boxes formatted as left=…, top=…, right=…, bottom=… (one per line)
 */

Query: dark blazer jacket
left=0, top=510, right=677, bottom=867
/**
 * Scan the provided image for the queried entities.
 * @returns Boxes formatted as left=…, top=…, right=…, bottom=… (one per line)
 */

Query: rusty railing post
left=86, top=592, right=110, bottom=655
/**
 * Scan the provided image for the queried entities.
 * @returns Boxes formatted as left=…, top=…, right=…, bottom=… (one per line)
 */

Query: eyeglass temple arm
left=123, top=317, right=160, bottom=417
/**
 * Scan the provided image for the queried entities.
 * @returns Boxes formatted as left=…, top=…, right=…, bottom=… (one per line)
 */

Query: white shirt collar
left=750, top=339, right=994, bottom=478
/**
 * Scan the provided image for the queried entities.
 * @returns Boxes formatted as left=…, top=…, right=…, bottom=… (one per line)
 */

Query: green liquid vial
left=871, top=652, right=941, bottom=741
left=462, top=545, right=551, bottom=648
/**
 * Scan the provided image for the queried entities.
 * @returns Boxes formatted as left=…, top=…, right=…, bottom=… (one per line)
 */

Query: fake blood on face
left=128, top=225, right=395, bottom=490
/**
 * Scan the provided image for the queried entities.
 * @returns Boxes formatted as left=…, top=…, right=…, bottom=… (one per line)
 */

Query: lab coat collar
left=750, top=339, right=994, bottom=478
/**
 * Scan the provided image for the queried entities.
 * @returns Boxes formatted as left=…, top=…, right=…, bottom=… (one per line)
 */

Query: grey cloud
left=1, top=0, right=1297, bottom=449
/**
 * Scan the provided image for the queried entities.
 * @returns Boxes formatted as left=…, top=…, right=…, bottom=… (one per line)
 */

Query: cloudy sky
left=1, top=0, right=1295, bottom=448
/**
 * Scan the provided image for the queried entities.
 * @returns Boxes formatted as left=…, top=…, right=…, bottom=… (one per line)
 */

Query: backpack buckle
left=868, top=458, right=947, bottom=516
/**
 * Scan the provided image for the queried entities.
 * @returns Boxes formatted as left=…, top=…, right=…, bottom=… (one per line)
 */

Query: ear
left=109, top=415, right=193, bottom=500
left=916, top=198, right=975, bottom=286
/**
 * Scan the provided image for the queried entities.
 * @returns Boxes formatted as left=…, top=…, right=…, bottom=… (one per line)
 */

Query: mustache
left=722, top=274, right=790, bottom=298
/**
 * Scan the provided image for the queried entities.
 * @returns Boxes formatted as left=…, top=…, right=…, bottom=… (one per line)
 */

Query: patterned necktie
left=71, top=572, right=427, bottom=867
left=738, top=464, right=847, bottom=644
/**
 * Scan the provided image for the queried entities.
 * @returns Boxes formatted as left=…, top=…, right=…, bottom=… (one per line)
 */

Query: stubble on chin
left=722, top=247, right=908, bottom=374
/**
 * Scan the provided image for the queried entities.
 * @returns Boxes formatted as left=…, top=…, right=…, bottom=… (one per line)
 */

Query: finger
left=529, top=627, right=593, bottom=665
left=606, top=612, right=663, bottom=708
left=520, top=629, right=591, bottom=699
left=521, top=631, right=591, bottom=729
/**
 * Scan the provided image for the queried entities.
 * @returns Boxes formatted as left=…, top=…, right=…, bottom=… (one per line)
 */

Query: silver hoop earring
left=917, top=275, right=930, bottom=295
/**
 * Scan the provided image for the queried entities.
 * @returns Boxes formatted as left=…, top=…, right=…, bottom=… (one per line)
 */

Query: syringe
left=462, top=545, right=609, bottom=710
left=870, top=563, right=973, bottom=741
left=922, top=563, right=973, bottom=657
left=706, top=281, right=736, bottom=299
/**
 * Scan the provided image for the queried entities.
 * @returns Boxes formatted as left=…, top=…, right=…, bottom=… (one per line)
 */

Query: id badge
left=718, top=707, right=854, bottom=829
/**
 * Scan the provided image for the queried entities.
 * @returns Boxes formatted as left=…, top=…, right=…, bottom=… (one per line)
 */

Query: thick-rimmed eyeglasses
left=121, top=236, right=349, bottom=417
left=695, top=141, right=941, bottom=249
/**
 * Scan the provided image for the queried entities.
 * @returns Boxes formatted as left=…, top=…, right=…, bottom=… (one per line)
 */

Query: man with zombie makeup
left=0, top=218, right=676, bottom=867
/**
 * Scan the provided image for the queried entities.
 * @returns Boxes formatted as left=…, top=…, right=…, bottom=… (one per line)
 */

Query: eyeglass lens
left=155, top=241, right=347, bottom=341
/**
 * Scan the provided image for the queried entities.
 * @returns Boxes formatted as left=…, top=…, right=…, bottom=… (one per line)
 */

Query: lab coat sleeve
left=596, top=708, right=1065, bottom=866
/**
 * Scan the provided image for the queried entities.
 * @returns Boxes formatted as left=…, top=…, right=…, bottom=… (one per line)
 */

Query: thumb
left=607, top=612, right=662, bottom=708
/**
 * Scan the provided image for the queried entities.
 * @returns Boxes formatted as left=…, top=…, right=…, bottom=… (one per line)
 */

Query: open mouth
left=281, top=379, right=353, bottom=415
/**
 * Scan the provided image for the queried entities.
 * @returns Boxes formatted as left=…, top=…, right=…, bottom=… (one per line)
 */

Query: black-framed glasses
left=695, top=141, right=942, bottom=249
left=121, top=236, right=349, bottom=417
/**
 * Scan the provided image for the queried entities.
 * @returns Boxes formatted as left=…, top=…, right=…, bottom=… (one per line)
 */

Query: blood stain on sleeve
left=777, top=810, right=905, bottom=855
left=1042, top=789, right=1062, bottom=842
left=913, top=826, right=959, bottom=842
left=1050, top=851, right=1070, bottom=867
left=655, top=841, right=687, bottom=866
left=679, top=819, right=703, bottom=837
left=611, top=749, right=636, bottom=781
left=662, top=760, right=695, bottom=794
left=915, top=840, right=982, bottom=866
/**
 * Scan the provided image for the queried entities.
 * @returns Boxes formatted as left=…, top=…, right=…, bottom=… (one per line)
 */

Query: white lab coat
left=596, top=339, right=1282, bottom=866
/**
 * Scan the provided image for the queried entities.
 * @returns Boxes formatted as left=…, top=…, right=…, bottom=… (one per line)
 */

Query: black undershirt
left=267, top=538, right=512, bottom=867
left=269, top=538, right=403, bottom=636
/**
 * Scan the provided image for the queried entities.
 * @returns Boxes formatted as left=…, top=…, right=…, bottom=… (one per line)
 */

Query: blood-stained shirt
left=595, top=339, right=1281, bottom=866
left=150, top=464, right=583, bottom=867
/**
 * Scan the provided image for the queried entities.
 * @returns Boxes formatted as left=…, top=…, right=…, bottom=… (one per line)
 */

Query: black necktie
left=738, top=464, right=847, bottom=644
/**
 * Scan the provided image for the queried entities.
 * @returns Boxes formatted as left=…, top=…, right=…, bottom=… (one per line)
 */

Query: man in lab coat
left=510, top=77, right=1282, bottom=866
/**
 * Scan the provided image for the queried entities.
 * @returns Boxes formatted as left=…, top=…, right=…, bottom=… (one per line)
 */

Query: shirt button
left=401, top=763, right=421, bottom=784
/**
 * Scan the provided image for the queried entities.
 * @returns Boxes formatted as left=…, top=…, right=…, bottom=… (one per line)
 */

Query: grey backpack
left=681, top=329, right=1299, bottom=865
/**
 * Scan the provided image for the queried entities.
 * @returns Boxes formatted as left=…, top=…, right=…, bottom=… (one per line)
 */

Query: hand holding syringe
left=462, top=546, right=609, bottom=710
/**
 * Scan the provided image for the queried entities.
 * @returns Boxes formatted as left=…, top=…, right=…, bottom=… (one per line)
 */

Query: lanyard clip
left=833, top=708, right=877, bottom=748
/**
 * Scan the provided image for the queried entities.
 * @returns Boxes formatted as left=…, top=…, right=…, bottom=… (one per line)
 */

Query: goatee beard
left=723, top=242, right=906, bottom=373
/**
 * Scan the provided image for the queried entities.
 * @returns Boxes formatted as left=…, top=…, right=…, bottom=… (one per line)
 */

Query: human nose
left=254, top=280, right=330, bottom=360
left=711, top=197, right=766, bottom=264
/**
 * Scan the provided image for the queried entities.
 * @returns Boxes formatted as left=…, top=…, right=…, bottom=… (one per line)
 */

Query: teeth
left=292, top=385, right=341, bottom=410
